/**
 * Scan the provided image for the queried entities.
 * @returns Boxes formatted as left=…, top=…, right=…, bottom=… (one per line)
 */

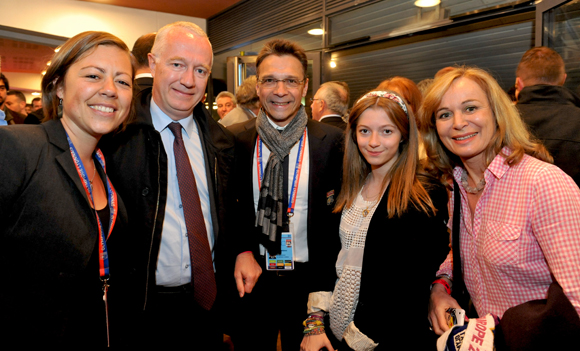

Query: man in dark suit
left=311, top=81, right=349, bottom=130
left=515, top=46, right=580, bottom=186
left=131, top=32, right=156, bottom=92
left=228, top=39, right=343, bottom=351
left=103, top=22, right=246, bottom=349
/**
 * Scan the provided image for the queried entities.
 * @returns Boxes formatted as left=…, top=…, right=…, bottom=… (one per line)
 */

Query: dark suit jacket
left=320, top=115, right=347, bottom=131
left=227, top=117, right=344, bottom=292
left=134, top=76, right=154, bottom=93
left=102, top=88, right=236, bottom=314
left=0, top=120, right=127, bottom=347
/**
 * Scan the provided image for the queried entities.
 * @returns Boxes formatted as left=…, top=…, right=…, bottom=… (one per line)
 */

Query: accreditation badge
left=266, top=232, right=294, bottom=271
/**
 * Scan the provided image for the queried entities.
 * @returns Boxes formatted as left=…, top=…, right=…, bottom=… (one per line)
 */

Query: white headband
left=357, top=90, right=408, bottom=117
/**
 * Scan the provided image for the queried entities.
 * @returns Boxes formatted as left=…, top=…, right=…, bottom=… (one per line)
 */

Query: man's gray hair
left=150, top=21, right=214, bottom=67
left=216, top=91, right=237, bottom=105
left=236, top=75, right=260, bottom=109
left=319, top=81, right=349, bottom=117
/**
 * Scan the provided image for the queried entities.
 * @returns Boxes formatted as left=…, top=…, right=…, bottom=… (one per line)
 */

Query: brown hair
left=256, top=39, right=308, bottom=79
left=42, top=31, right=132, bottom=122
left=335, top=91, right=436, bottom=218
left=376, top=77, right=422, bottom=114
left=418, top=66, right=552, bottom=183
left=516, top=47, right=565, bottom=86
left=131, top=32, right=156, bottom=69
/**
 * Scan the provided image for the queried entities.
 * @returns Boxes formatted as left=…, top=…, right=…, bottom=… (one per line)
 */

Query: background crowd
left=1, top=20, right=579, bottom=351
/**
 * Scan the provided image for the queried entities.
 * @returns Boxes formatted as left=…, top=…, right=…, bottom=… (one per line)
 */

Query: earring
left=59, top=98, right=62, bottom=106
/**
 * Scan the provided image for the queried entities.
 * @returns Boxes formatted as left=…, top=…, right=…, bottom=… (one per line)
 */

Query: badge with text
left=266, top=232, right=294, bottom=270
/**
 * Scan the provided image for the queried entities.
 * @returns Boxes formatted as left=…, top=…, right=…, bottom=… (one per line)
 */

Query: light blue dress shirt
left=0, top=110, right=7, bottom=126
left=150, top=99, right=215, bottom=287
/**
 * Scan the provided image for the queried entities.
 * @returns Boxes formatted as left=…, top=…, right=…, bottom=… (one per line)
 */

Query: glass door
left=536, top=0, right=580, bottom=93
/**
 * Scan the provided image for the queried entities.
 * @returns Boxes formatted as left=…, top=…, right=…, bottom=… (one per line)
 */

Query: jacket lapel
left=44, top=119, right=91, bottom=206
left=305, top=120, right=327, bottom=212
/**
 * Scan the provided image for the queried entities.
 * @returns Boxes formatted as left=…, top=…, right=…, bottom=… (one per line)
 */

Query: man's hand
left=234, top=251, right=262, bottom=297
left=428, top=283, right=462, bottom=335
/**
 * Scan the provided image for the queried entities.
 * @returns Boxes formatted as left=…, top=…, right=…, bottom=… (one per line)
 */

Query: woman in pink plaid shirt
left=419, top=66, right=580, bottom=336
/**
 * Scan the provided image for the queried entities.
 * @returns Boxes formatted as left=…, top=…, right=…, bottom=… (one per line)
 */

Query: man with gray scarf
left=227, top=39, right=343, bottom=351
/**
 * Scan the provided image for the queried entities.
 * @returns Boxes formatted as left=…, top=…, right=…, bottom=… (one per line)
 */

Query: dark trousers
left=232, top=261, right=311, bottom=351
left=140, top=284, right=223, bottom=349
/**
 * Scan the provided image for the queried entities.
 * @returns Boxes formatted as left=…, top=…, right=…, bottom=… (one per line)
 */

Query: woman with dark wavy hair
left=301, top=91, right=449, bottom=350
left=0, top=31, right=132, bottom=347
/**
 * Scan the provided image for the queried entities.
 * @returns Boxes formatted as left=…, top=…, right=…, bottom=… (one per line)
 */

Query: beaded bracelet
left=303, top=315, right=325, bottom=336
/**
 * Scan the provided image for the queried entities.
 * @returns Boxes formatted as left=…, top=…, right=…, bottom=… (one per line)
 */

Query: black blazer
left=320, top=115, right=347, bottom=131
left=134, top=76, right=154, bottom=93
left=0, top=120, right=127, bottom=347
left=340, top=178, right=449, bottom=350
left=227, top=117, right=344, bottom=291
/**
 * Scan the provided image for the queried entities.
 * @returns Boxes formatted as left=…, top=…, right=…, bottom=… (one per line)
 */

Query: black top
left=517, top=84, right=580, bottom=186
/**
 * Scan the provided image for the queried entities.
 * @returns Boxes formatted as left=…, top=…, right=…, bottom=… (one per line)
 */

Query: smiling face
left=217, top=96, right=235, bottom=119
left=356, top=107, right=402, bottom=174
left=256, top=54, right=308, bottom=127
left=56, top=45, right=132, bottom=140
left=435, top=77, right=496, bottom=168
left=149, top=28, right=212, bottom=121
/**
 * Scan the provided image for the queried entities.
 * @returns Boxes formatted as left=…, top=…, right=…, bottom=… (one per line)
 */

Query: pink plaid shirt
left=437, top=148, right=580, bottom=317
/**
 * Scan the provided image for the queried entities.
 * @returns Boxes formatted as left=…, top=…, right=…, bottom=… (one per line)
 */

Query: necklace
left=461, top=169, right=485, bottom=194
left=361, top=181, right=379, bottom=217
left=89, top=161, right=96, bottom=188
left=362, top=200, right=378, bottom=217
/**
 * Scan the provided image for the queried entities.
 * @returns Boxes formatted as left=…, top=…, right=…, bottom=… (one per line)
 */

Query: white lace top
left=328, top=189, right=383, bottom=340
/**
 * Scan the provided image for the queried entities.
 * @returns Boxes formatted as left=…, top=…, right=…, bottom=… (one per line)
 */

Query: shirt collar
left=266, top=115, right=286, bottom=131
left=150, top=98, right=196, bottom=138
left=453, top=146, right=512, bottom=183
left=135, top=72, right=153, bottom=79
left=319, top=114, right=341, bottom=122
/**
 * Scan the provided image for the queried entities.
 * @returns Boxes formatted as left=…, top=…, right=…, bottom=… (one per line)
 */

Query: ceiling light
left=308, top=28, right=324, bottom=35
left=32, top=92, right=41, bottom=96
left=414, top=0, right=440, bottom=7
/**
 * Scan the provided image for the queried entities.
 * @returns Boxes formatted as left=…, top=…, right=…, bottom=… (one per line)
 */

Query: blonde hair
left=418, top=66, right=552, bottom=182
left=335, top=91, right=436, bottom=218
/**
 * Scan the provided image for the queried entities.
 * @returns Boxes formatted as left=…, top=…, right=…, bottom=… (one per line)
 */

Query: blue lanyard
left=66, top=134, right=117, bottom=279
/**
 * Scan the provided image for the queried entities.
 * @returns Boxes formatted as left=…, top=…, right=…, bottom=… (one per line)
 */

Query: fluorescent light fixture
left=32, top=92, right=41, bottom=96
left=414, top=0, right=440, bottom=7
left=308, top=28, right=324, bottom=35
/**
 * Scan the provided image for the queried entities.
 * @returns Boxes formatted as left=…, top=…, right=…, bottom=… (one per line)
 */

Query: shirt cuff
left=343, top=321, right=378, bottom=351
left=307, top=291, right=332, bottom=314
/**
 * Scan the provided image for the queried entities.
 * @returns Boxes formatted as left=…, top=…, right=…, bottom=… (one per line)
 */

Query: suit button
left=142, top=187, right=150, bottom=196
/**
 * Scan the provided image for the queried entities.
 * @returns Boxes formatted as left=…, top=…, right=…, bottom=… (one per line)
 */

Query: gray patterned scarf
left=255, top=106, right=308, bottom=254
